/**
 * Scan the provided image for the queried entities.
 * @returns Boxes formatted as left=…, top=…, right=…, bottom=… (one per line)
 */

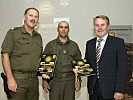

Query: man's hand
left=75, top=81, right=81, bottom=92
left=42, top=80, right=50, bottom=93
left=7, top=77, right=17, bottom=92
left=73, top=67, right=78, bottom=75
left=2, top=53, right=17, bottom=92
left=114, top=92, right=124, bottom=100
left=42, top=74, right=50, bottom=79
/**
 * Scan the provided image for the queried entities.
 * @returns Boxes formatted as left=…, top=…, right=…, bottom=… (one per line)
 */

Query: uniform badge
left=63, top=50, right=67, bottom=54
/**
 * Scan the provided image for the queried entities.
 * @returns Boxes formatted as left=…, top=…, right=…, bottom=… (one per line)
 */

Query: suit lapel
left=100, top=35, right=112, bottom=61
left=92, top=38, right=97, bottom=63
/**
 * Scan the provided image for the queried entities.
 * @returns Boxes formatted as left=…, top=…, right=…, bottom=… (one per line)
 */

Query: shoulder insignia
left=11, top=27, right=19, bottom=30
left=11, top=27, right=15, bottom=30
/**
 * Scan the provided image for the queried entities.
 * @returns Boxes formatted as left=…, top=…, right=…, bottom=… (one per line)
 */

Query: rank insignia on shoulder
left=11, top=27, right=15, bottom=30
left=11, top=27, right=19, bottom=30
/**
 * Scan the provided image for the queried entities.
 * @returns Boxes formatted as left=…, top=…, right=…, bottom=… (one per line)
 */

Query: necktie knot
left=98, top=39, right=102, bottom=44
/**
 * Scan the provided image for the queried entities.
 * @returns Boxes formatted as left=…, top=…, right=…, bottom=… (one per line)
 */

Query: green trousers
left=49, top=78, right=75, bottom=100
left=8, top=77, right=39, bottom=100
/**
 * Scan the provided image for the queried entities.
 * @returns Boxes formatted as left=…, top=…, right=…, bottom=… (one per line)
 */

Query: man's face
left=57, top=22, right=69, bottom=38
left=24, top=9, right=39, bottom=29
left=94, top=18, right=109, bottom=38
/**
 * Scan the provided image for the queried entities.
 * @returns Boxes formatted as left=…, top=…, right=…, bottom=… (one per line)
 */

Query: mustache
left=30, top=19, right=35, bottom=23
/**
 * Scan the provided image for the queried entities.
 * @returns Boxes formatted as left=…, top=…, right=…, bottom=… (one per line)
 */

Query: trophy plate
left=73, top=59, right=95, bottom=76
left=39, top=54, right=57, bottom=77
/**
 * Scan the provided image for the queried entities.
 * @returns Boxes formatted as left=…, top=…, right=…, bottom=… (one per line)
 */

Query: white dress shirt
left=96, top=34, right=108, bottom=56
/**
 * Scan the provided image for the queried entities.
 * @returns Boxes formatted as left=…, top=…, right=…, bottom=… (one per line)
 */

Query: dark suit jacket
left=85, top=35, right=128, bottom=99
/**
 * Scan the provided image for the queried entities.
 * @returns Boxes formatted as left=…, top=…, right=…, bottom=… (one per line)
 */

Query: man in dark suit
left=85, top=15, right=128, bottom=100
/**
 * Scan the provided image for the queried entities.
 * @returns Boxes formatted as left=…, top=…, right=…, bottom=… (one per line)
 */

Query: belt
left=13, top=71, right=37, bottom=79
left=54, top=71, right=74, bottom=79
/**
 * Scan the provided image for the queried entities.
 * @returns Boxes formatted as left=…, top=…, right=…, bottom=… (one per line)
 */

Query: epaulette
left=10, top=27, right=19, bottom=30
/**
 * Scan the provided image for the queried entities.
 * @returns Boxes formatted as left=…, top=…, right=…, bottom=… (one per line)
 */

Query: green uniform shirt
left=1, top=26, right=43, bottom=72
left=43, top=37, right=81, bottom=73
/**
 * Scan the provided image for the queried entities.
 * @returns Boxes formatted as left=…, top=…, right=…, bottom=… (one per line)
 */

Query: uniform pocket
left=15, top=37, right=30, bottom=54
left=17, top=37, right=30, bottom=44
left=34, top=41, right=42, bottom=56
left=36, top=42, right=42, bottom=48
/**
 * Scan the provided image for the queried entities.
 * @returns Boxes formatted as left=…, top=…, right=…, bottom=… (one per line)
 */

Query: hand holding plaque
left=73, top=59, right=94, bottom=76
left=39, top=54, right=57, bottom=77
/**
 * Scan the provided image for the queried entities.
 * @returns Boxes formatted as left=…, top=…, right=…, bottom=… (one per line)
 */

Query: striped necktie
left=96, top=39, right=102, bottom=78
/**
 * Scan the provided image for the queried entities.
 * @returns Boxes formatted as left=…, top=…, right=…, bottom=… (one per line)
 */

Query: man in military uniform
left=42, top=21, right=82, bottom=100
left=1, top=8, right=43, bottom=100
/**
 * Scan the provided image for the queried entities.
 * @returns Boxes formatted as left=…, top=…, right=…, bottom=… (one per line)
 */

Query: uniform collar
left=20, top=25, right=38, bottom=35
left=56, top=36, right=70, bottom=44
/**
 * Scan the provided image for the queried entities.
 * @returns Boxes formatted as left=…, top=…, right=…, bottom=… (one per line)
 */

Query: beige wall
left=0, top=0, right=133, bottom=100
